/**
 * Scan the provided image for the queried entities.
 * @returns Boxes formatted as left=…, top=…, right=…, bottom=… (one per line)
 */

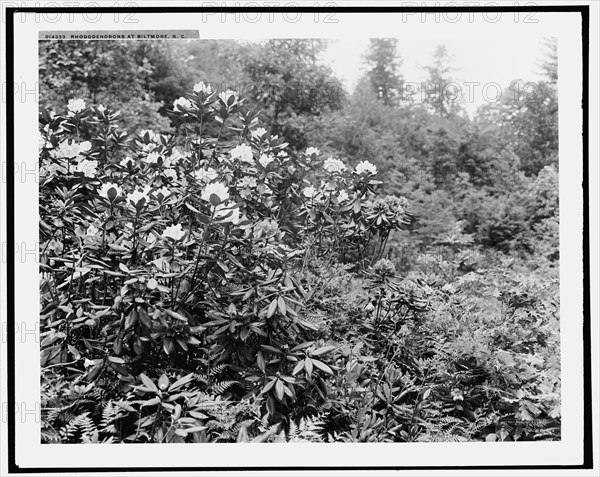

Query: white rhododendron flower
left=76, top=159, right=98, bottom=178
left=145, top=151, right=160, bottom=163
left=193, top=168, right=218, bottom=182
left=193, top=81, right=213, bottom=94
left=238, top=176, right=257, bottom=189
left=67, top=98, right=86, bottom=113
left=163, top=169, right=177, bottom=181
left=79, top=141, right=92, bottom=152
left=162, top=224, right=186, bottom=241
left=214, top=203, right=241, bottom=224
left=168, top=149, right=186, bottom=165
left=120, top=157, right=134, bottom=168
left=142, top=143, right=157, bottom=153
left=259, top=154, right=275, bottom=168
left=83, top=358, right=95, bottom=368
left=219, top=90, right=237, bottom=104
left=303, top=186, right=318, bottom=199
left=251, top=127, right=267, bottom=138
left=230, top=144, right=253, bottom=163
left=99, top=182, right=122, bottom=199
left=155, top=186, right=171, bottom=199
left=53, top=140, right=91, bottom=158
left=324, top=157, right=347, bottom=173
left=86, top=223, right=101, bottom=237
left=173, top=97, right=193, bottom=110
left=53, top=142, right=79, bottom=158
left=237, top=176, right=257, bottom=198
left=127, top=190, right=148, bottom=206
left=355, top=160, right=378, bottom=175
left=140, top=129, right=157, bottom=141
left=144, top=152, right=160, bottom=164
left=253, top=219, right=280, bottom=239
left=201, top=182, right=230, bottom=203
left=322, top=181, right=336, bottom=191
left=305, top=147, right=320, bottom=156
left=97, top=104, right=106, bottom=113
left=337, top=190, right=350, bottom=203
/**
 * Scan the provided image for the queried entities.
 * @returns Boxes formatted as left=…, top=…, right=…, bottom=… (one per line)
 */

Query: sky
left=321, top=36, right=551, bottom=114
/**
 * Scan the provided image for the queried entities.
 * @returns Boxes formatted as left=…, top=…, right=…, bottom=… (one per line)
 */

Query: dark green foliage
left=241, top=39, right=345, bottom=150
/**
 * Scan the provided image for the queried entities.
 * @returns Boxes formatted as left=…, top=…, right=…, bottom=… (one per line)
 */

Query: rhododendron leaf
left=277, top=296, right=287, bottom=316
left=139, top=373, right=159, bottom=393
left=292, top=360, right=304, bottom=376
left=312, top=359, right=334, bottom=375
left=267, top=299, right=278, bottom=319
left=164, top=309, right=188, bottom=322
left=163, top=338, right=175, bottom=355
left=157, top=374, right=170, bottom=391
left=274, top=379, right=285, bottom=401
left=185, top=202, right=200, bottom=213
left=260, top=344, right=282, bottom=354
left=311, top=346, right=336, bottom=357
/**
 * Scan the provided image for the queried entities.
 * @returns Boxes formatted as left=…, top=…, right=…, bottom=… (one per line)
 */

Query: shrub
left=39, top=85, right=411, bottom=442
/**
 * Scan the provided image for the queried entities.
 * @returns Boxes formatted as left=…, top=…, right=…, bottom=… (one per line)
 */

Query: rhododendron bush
left=40, top=85, right=418, bottom=443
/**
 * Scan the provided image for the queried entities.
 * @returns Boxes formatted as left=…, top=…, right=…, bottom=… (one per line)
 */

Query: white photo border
left=2, top=2, right=595, bottom=475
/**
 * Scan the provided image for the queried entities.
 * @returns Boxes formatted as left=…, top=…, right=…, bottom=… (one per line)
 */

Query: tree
left=422, top=45, right=461, bottom=117
left=242, top=39, right=345, bottom=150
left=39, top=40, right=171, bottom=132
left=538, top=37, right=558, bottom=85
left=363, top=38, right=403, bottom=106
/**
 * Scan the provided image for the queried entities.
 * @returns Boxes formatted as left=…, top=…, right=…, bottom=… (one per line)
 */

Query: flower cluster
left=355, top=160, right=377, bottom=175
left=252, top=219, right=280, bottom=240
left=323, top=157, right=347, bottom=173
left=371, top=258, right=397, bottom=278
left=193, top=81, right=213, bottom=94
left=52, top=140, right=92, bottom=159
left=201, top=182, right=230, bottom=203
left=75, top=159, right=98, bottom=178
left=173, top=97, right=193, bottom=110
left=67, top=98, right=86, bottom=114
left=363, top=195, right=411, bottom=233
left=193, top=168, right=218, bottom=182
left=252, top=127, right=267, bottom=138
left=230, top=144, right=254, bottom=164
left=162, top=223, right=186, bottom=241
left=259, top=154, right=275, bottom=168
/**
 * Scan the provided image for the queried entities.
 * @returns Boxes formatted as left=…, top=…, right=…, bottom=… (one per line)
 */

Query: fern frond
left=288, top=416, right=325, bottom=442
left=209, top=364, right=227, bottom=377
left=212, top=380, right=238, bottom=395
left=60, top=412, right=98, bottom=442
left=99, top=400, right=123, bottom=436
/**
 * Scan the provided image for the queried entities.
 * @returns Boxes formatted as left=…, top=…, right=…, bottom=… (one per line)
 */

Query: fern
left=99, top=401, right=123, bottom=437
left=60, top=412, right=98, bottom=443
left=212, top=380, right=239, bottom=395
left=418, top=413, right=494, bottom=442
left=287, top=415, right=325, bottom=442
left=209, top=364, right=228, bottom=377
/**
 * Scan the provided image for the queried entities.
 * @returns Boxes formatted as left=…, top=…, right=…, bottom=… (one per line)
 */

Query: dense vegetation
left=39, top=38, right=560, bottom=443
